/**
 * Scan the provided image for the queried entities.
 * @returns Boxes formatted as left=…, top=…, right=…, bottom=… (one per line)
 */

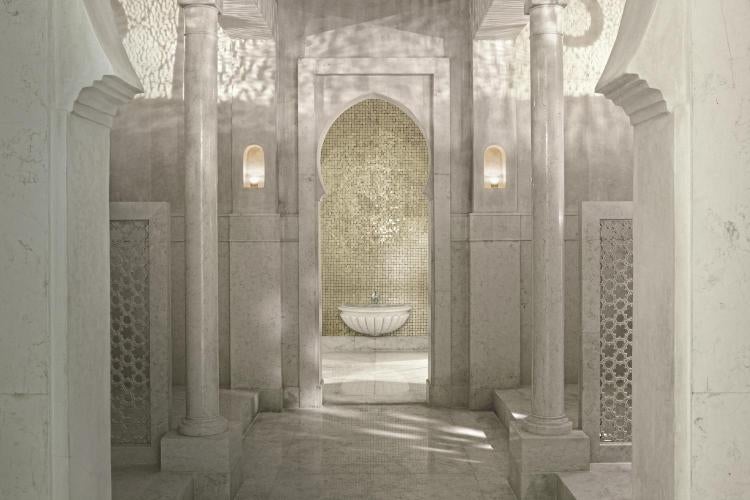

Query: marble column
left=178, top=0, right=227, bottom=437
left=524, top=0, right=572, bottom=436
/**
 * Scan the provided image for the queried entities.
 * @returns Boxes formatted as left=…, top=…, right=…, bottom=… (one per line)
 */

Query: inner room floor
left=322, top=351, right=428, bottom=404
left=236, top=405, right=517, bottom=500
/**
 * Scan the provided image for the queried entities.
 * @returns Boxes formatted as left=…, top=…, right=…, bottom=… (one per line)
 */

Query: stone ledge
left=170, top=387, right=259, bottom=435
left=160, top=423, right=243, bottom=500
left=508, top=422, right=590, bottom=499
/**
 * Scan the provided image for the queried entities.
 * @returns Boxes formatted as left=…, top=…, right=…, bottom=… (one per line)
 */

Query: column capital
left=524, top=0, right=567, bottom=15
left=178, top=0, right=222, bottom=13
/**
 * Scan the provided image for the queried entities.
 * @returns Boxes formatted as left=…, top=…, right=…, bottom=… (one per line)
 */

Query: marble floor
left=323, top=351, right=428, bottom=404
left=236, top=405, right=516, bottom=500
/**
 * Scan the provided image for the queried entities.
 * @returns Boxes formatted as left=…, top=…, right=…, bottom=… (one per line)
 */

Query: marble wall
left=0, top=0, right=140, bottom=498
left=109, top=0, right=632, bottom=410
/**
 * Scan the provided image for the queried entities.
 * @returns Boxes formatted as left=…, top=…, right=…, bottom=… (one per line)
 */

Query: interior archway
left=318, top=98, right=431, bottom=404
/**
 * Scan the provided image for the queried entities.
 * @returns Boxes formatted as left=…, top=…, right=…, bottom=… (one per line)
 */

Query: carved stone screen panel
left=110, top=220, right=152, bottom=445
left=110, top=202, right=170, bottom=466
left=580, top=201, right=632, bottom=462
left=599, top=219, right=633, bottom=443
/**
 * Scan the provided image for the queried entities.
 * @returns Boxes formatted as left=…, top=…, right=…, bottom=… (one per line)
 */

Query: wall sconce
left=243, top=145, right=265, bottom=189
left=483, top=145, right=507, bottom=189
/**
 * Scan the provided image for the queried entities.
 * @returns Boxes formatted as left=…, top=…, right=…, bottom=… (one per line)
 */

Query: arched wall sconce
left=243, top=145, right=265, bottom=189
left=483, top=145, right=507, bottom=189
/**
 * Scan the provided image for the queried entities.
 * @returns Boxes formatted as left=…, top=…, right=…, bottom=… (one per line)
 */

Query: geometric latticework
left=110, top=220, right=151, bottom=446
left=599, top=219, right=633, bottom=443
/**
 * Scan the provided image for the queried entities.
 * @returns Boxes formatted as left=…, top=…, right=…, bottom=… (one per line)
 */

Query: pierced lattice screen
left=110, top=220, right=151, bottom=446
left=599, top=219, right=633, bottom=443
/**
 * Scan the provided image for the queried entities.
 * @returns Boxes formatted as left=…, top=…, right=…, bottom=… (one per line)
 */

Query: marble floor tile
left=236, top=405, right=516, bottom=500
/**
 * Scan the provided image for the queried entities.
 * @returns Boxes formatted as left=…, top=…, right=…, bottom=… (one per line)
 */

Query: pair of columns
left=176, top=0, right=569, bottom=438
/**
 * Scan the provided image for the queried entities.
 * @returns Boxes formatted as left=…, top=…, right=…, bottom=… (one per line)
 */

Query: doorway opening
left=319, top=98, right=430, bottom=404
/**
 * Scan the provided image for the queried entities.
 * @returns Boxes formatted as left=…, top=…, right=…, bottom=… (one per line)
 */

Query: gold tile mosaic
left=320, top=99, right=429, bottom=336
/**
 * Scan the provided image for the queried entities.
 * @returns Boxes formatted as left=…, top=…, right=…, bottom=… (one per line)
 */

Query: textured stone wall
left=320, top=99, right=429, bottom=337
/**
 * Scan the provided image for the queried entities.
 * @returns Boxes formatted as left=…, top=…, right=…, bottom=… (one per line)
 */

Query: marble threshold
left=323, top=351, right=428, bottom=404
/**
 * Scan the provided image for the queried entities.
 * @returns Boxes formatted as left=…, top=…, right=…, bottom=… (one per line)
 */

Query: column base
left=508, top=421, right=589, bottom=500
left=179, top=415, right=228, bottom=437
left=523, top=414, right=573, bottom=436
left=161, top=425, right=243, bottom=500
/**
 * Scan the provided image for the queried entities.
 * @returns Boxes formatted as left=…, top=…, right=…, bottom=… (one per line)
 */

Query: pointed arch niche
left=296, top=57, right=451, bottom=408
left=319, top=98, right=430, bottom=343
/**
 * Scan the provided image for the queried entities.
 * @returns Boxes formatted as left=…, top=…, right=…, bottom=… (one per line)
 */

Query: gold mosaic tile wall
left=321, top=99, right=429, bottom=336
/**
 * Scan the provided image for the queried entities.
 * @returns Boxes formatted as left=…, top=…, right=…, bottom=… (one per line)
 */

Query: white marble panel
left=451, top=241, right=470, bottom=407
left=469, top=241, right=521, bottom=409
left=691, top=393, right=750, bottom=498
left=229, top=241, right=282, bottom=410
left=0, top=395, right=49, bottom=500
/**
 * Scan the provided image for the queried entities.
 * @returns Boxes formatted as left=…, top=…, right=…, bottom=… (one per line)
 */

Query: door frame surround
left=297, top=57, right=452, bottom=407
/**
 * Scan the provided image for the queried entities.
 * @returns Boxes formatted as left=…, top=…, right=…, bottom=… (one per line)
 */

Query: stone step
left=556, top=463, right=632, bottom=500
left=112, top=466, right=193, bottom=500
left=170, top=386, right=259, bottom=435
left=323, top=380, right=427, bottom=404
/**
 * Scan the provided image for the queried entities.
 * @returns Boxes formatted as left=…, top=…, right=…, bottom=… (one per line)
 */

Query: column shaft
left=179, top=0, right=227, bottom=437
left=524, top=0, right=572, bottom=436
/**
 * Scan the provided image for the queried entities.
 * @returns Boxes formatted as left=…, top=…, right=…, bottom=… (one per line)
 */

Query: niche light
left=484, top=145, right=507, bottom=189
left=243, top=144, right=265, bottom=189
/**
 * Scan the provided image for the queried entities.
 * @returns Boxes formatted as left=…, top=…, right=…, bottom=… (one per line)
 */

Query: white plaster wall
left=599, top=0, right=750, bottom=497
left=689, top=1, right=750, bottom=497
left=0, top=3, right=52, bottom=497
left=0, top=0, right=140, bottom=497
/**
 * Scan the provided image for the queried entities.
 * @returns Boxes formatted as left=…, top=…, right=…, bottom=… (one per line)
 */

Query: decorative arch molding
left=595, top=0, right=686, bottom=124
left=46, top=2, right=142, bottom=498
left=296, top=57, right=451, bottom=408
left=594, top=1, right=691, bottom=498
left=316, top=93, right=434, bottom=202
left=73, top=76, right=142, bottom=128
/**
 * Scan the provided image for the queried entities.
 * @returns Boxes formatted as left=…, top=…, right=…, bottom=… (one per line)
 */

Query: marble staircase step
left=112, top=465, right=193, bottom=500
left=556, top=463, right=632, bottom=500
left=170, top=386, right=259, bottom=435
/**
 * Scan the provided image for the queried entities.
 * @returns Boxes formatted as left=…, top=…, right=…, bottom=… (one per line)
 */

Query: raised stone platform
left=112, top=465, right=193, bottom=500
left=495, top=385, right=588, bottom=500
left=163, top=387, right=258, bottom=500
left=557, top=463, right=632, bottom=500
left=170, top=386, right=259, bottom=434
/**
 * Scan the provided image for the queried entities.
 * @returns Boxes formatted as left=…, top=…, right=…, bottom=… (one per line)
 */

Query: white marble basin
left=338, top=304, right=412, bottom=336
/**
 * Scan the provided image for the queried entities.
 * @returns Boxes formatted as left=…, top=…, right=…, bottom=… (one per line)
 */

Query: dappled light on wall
left=484, top=145, right=507, bottom=189
left=243, top=145, right=265, bottom=188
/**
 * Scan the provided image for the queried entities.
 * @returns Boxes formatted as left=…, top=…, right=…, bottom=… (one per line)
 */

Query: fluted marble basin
left=338, top=304, right=412, bottom=336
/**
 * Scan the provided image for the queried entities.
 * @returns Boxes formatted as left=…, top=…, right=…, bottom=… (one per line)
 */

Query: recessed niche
left=242, top=145, right=265, bottom=189
left=483, top=145, right=507, bottom=189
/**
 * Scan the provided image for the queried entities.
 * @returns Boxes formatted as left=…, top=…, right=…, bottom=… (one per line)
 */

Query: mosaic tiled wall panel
left=110, top=220, right=151, bottom=445
left=599, top=219, right=633, bottom=442
left=320, top=99, right=429, bottom=336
